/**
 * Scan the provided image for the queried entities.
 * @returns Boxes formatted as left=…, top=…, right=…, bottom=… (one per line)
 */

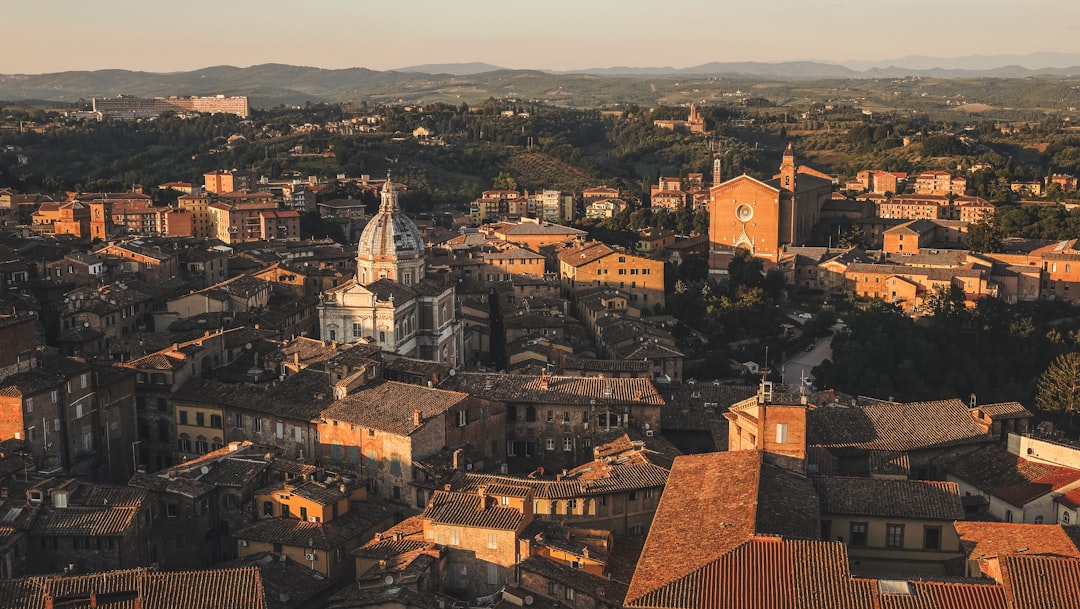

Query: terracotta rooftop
left=219, top=553, right=333, bottom=609
left=320, top=380, right=468, bottom=436
left=955, top=522, right=1080, bottom=560
left=235, top=503, right=393, bottom=550
left=625, top=451, right=819, bottom=606
left=558, top=241, right=617, bottom=267
left=423, top=490, right=525, bottom=531
left=0, top=566, right=266, bottom=609
left=815, top=477, right=964, bottom=520
left=975, top=401, right=1034, bottom=420
left=440, top=372, right=664, bottom=406
left=942, top=444, right=1080, bottom=507
left=995, top=554, right=1080, bottom=609
left=808, top=399, right=992, bottom=453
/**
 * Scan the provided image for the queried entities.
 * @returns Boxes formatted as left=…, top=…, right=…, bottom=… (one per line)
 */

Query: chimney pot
left=413, top=409, right=421, bottom=427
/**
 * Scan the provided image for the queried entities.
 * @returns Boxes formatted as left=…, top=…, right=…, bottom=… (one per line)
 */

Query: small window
left=775, top=423, right=788, bottom=444
left=450, top=529, right=460, bottom=546
left=487, top=533, right=498, bottom=549
left=565, top=588, right=575, bottom=601
left=886, top=524, right=904, bottom=548
left=923, top=526, right=941, bottom=550
left=564, top=437, right=573, bottom=451
left=850, top=522, right=868, bottom=547
left=546, top=438, right=555, bottom=451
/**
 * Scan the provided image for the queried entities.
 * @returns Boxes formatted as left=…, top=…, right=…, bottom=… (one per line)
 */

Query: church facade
left=317, top=176, right=462, bottom=365
left=708, top=146, right=832, bottom=266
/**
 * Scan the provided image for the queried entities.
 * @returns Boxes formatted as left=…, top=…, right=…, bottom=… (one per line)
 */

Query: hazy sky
left=6, top=0, right=1080, bottom=73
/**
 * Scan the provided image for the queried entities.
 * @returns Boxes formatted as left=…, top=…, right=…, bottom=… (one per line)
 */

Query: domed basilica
left=317, top=174, right=462, bottom=365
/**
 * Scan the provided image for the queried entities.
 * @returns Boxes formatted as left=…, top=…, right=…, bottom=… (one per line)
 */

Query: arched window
left=1034, top=515, right=1044, bottom=524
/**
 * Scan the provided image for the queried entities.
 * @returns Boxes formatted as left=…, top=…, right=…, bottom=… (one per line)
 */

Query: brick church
left=708, top=145, right=832, bottom=267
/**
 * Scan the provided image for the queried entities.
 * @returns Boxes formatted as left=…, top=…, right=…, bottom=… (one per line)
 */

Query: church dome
left=356, top=173, right=425, bottom=285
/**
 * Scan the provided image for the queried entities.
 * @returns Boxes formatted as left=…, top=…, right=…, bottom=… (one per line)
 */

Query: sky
left=6, top=0, right=1080, bottom=74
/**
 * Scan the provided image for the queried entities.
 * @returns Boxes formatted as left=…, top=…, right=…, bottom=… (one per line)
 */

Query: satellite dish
left=245, top=343, right=252, bottom=350
left=83, top=322, right=90, bottom=328
left=525, top=596, right=534, bottom=606
left=449, top=368, right=457, bottom=376
left=200, top=466, right=210, bottom=475
left=384, top=575, right=394, bottom=585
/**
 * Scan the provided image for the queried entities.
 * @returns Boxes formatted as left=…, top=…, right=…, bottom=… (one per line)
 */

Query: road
left=779, top=322, right=844, bottom=389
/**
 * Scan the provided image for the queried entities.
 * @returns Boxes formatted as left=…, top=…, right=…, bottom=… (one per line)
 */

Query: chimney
left=452, top=448, right=464, bottom=471
left=293, top=352, right=300, bottom=366
left=539, top=369, right=549, bottom=390
left=45, top=596, right=54, bottom=609
left=413, top=409, right=421, bottom=427
left=339, top=483, right=347, bottom=494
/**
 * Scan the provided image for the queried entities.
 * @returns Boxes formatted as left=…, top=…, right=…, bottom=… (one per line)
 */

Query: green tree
left=925, top=284, right=967, bottom=321
left=967, top=217, right=1004, bottom=253
left=692, top=208, right=709, bottom=236
left=1036, top=352, right=1080, bottom=417
left=728, top=249, right=764, bottom=291
left=491, top=171, right=517, bottom=191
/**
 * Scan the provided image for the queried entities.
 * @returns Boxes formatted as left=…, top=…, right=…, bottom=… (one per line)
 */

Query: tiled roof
left=624, top=451, right=764, bottom=605
left=808, top=399, right=992, bottom=453
left=258, top=479, right=360, bottom=506
left=235, top=503, right=393, bottom=550
left=520, top=555, right=628, bottom=602
left=561, top=357, right=651, bottom=373
left=352, top=515, right=430, bottom=562
left=976, top=401, right=1034, bottom=419
left=32, top=506, right=139, bottom=537
left=441, top=372, right=664, bottom=406
left=138, top=567, right=265, bottom=609
left=629, top=535, right=1013, bottom=609
left=815, top=477, right=964, bottom=520
left=1059, top=486, right=1080, bottom=510
left=942, top=444, right=1080, bottom=507
left=173, top=370, right=335, bottom=421
left=363, top=277, right=417, bottom=302
left=868, top=451, right=911, bottom=477
left=321, top=380, right=468, bottom=435
left=423, top=490, right=525, bottom=531
left=996, top=555, right=1080, bottom=609
left=219, top=553, right=333, bottom=609
left=954, top=522, right=1080, bottom=560
left=558, top=241, right=615, bottom=267
left=0, top=356, right=91, bottom=397
left=500, top=222, right=586, bottom=237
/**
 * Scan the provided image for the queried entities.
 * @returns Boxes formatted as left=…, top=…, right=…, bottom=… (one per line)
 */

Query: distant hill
left=7, top=59, right=1080, bottom=109
left=394, top=62, right=506, bottom=75
left=841, top=52, right=1080, bottom=72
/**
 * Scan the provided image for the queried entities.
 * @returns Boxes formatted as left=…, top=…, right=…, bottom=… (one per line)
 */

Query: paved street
left=779, top=323, right=844, bottom=388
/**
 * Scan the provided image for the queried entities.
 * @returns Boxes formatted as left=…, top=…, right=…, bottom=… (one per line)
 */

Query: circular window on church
left=735, top=203, right=754, bottom=222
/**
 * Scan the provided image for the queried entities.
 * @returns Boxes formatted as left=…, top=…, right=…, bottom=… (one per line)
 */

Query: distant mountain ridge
left=5, top=56, right=1080, bottom=108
